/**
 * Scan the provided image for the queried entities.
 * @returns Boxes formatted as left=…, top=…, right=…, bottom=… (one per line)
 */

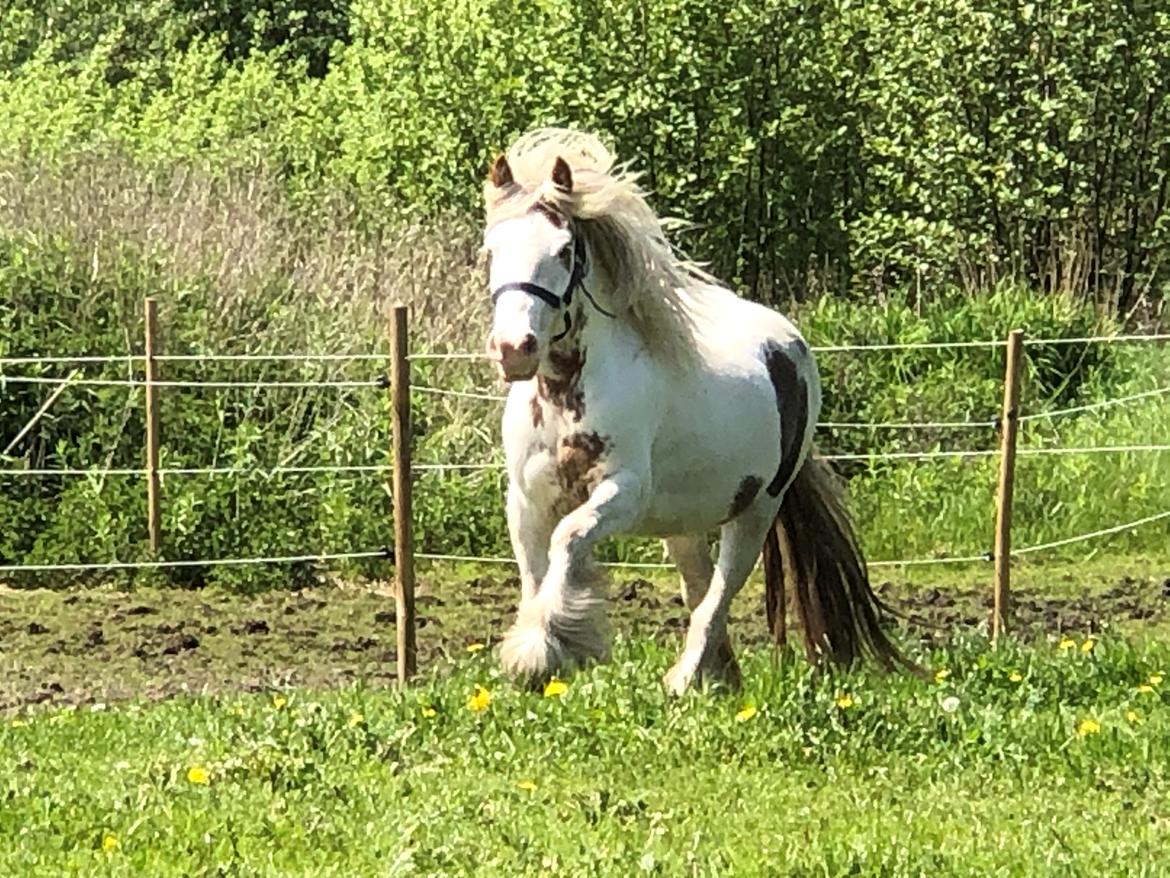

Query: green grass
left=4, top=634, right=1169, bottom=876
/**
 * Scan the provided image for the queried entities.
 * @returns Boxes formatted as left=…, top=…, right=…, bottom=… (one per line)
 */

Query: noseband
left=490, top=233, right=615, bottom=343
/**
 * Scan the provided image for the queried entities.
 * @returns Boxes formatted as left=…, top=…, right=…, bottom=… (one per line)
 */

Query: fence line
left=1013, top=509, right=1170, bottom=556
left=4, top=504, right=1163, bottom=575
left=8, top=506, right=1163, bottom=575
left=0, top=549, right=389, bottom=574
left=0, top=375, right=380, bottom=389
left=412, top=386, right=508, bottom=402
left=1019, top=385, right=1170, bottom=422
left=7, top=443, right=1170, bottom=480
left=3, top=330, right=1167, bottom=370
left=5, top=318, right=1170, bottom=662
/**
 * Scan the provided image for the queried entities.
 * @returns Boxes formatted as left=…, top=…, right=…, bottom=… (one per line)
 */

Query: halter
left=490, top=233, right=615, bottom=343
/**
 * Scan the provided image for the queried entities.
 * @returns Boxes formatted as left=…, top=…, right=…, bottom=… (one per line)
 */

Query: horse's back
left=637, top=294, right=820, bottom=535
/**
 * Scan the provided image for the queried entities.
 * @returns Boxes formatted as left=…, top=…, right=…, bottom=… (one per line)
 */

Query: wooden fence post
left=144, top=297, right=162, bottom=556
left=389, top=305, right=417, bottom=684
left=992, top=329, right=1025, bottom=643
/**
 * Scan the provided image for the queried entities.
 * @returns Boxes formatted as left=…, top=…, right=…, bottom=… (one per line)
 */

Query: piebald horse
left=482, top=129, right=903, bottom=693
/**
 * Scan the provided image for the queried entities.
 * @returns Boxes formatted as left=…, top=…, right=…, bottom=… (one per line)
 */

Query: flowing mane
left=483, top=128, right=733, bottom=366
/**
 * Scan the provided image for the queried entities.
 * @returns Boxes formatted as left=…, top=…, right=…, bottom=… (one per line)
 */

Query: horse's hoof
left=499, top=622, right=565, bottom=681
left=662, top=661, right=696, bottom=697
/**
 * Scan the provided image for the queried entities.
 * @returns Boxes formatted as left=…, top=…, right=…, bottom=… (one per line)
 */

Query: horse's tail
left=762, top=453, right=911, bottom=671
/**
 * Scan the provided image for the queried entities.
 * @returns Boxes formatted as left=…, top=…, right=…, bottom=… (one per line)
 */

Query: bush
left=2, top=0, right=1169, bottom=306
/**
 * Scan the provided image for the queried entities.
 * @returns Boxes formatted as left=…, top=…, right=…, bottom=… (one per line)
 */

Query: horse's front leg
left=507, top=483, right=553, bottom=606
left=500, top=472, right=644, bottom=682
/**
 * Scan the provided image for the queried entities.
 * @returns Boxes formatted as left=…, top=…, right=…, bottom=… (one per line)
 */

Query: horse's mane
left=483, top=128, right=733, bottom=367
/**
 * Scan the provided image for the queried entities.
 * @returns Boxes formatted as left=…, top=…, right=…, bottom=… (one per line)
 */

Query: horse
left=480, top=128, right=905, bottom=694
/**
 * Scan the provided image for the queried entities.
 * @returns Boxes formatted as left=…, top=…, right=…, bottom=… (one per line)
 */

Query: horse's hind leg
left=663, top=509, right=776, bottom=696
left=664, top=535, right=740, bottom=689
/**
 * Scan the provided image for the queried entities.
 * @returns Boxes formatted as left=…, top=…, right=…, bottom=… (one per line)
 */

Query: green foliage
left=2, top=634, right=1169, bottom=874
left=2, top=0, right=1168, bottom=304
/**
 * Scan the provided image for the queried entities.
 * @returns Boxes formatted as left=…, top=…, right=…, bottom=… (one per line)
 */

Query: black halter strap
left=490, top=234, right=614, bottom=342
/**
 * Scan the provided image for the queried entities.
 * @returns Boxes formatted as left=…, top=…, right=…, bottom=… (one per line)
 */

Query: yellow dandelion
left=934, top=669, right=950, bottom=684
left=543, top=678, right=569, bottom=698
left=735, top=704, right=758, bottom=723
left=1076, top=718, right=1101, bottom=738
left=101, top=834, right=118, bottom=853
left=1058, top=638, right=1076, bottom=651
left=1126, top=710, right=1142, bottom=725
left=467, top=686, right=492, bottom=712
left=517, top=779, right=538, bottom=792
left=1081, top=639, right=1095, bottom=654
left=466, top=642, right=486, bottom=654
left=347, top=711, right=364, bottom=728
left=1138, top=685, right=1155, bottom=695
left=421, top=706, right=437, bottom=719
left=1149, top=673, right=1164, bottom=687
left=1008, top=671, right=1023, bottom=683
left=186, top=765, right=210, bottom=785
left=272, top=695, right=288, bottom=710
left=10, top=718, right=26, bottom=727
left=835, top=694, right=855, bottom=710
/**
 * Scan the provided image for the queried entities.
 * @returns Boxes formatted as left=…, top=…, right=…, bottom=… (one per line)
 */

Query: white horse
left=482, top=129, right=904, bottom=693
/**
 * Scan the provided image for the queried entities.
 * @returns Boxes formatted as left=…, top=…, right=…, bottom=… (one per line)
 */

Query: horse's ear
left=490, top=154, right=514, bottom=189
left=551, top=156, right=573, bottom=194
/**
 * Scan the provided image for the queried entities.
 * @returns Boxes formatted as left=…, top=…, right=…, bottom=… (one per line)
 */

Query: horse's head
left=483, top=154, right=583, bottom=382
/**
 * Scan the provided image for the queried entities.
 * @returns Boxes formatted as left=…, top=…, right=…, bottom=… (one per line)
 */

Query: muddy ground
left=2, top=569, right=1168, bottom=712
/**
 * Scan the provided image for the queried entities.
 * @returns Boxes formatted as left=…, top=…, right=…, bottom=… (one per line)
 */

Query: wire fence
left=1, top=329, right=1168, bottom=580
left=4, top=330, right=1169, bottom=369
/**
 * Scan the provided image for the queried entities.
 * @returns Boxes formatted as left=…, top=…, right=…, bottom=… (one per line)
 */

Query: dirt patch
left=1, top=568, right=1167, bottom=713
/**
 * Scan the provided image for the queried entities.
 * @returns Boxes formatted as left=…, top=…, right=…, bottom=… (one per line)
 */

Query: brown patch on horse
left=531, top=200, right=566, bottom=228
left=539, top=343, right=587, bottom=421
left=555, top=431, right=609, bottom=513
left=529, top=394, right=544, bottom=428
left=761, top=341, right=809, bottom=497
left=723, top=475, right=763, bottom=522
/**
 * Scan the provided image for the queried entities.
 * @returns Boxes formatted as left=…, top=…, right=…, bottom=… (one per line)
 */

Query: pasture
left=3, top=559, right=1170, bottom=875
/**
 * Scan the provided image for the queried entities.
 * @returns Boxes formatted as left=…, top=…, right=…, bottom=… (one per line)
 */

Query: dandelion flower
left=1008, top=671, right=1023, bottom=683
left=941, top=696, right=961, bottom=714
left=1149, top=673, right=1164, bottom=687
left=102, top=834, right=118, bottom=853
left=517, top=779, right=538, bottom=792
left=735, top=704, right=758, bottom=723
left=186, top=765, right=210, bottom=785
left=543, top=678, right=568, bottom=698
left=348, top=711, right=364, bottom=728
left=934, top=669, right=950, bottom=684
left=10, top=718, right=26, bottom=728
left=1126, top=710, right=1142, bottom=725
left=272, top=695, right=288, bottom=710
left=466, top=642, right=485, bottom=654
left=1076, top=718, right=1101, bottom=738
left=1081, top=639, right=1095, bottom=654
left=1138, top=685, right=1155, bottom=695
left=421, top=706, right=437, bottom=719
left=835, top=694, right=855, bottom=710
left=1058, top=638, right=1076, bottom=651
left=467, top=686, right=492, bottom=712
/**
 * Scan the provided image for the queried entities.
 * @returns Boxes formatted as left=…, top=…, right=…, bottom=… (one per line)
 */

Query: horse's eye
left=557, top=243, right=573, bottom=266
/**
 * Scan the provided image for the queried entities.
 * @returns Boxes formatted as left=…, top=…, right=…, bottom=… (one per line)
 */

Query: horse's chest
left=507, top=392, right=609, bottom=514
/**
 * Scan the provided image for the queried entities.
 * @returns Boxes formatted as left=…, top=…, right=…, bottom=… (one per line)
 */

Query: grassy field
left=2, top=557, right=1170, bottom=875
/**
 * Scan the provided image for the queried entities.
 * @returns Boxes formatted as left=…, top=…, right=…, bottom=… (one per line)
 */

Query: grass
left=3, top=630, right=1170, bottom=876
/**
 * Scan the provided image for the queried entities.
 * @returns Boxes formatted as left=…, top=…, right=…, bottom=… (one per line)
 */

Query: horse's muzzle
left=487, top=333, right=539, bottom=382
